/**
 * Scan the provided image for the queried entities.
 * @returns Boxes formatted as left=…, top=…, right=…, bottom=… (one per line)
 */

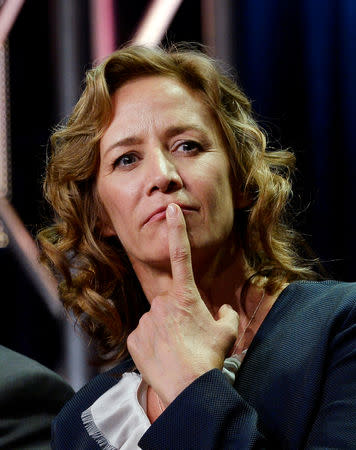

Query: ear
left=231, top=175, right=252, bottom=210
left=101, top=220, right=116, bottom=237
left=98, top=209, right=116, bottom=237
left=95, top=200, right=116, bottom=237
left=234, top=188, right=252, bottom=210
left=95, top=214, right=116, bottom=237
left=94, top=186, right=116, bottom=237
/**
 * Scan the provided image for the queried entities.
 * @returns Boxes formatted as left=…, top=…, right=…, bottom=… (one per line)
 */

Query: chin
left=130, top=246, right=171, bottom=269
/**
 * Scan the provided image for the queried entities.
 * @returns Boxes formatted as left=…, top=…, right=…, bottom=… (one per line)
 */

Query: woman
left=39, top=45, right=356, bottom=449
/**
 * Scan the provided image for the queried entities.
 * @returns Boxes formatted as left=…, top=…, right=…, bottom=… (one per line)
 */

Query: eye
left=175, top=140, right=202, bottom=154
left=113, top=152, right=138, bottom=168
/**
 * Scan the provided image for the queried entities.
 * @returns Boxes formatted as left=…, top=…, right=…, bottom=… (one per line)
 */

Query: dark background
left=1, top=0, right=355, bottom=383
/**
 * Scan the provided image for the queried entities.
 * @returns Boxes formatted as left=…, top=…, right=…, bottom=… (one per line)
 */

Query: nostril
left=149, top=179, right=180, bottom=195
left=166, top=180, right=179, bottom=192
left=147, top=169, right=183, bottom=195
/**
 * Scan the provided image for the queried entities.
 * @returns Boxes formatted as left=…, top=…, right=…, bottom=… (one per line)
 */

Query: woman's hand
left=127, top=203, right=238, bottom=407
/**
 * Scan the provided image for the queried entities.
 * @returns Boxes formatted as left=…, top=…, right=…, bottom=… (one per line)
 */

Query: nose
left=146, top=148, right=183, bottom=195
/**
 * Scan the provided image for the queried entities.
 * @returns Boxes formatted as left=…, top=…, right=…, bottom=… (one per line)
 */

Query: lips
left=143, top=204, right=198, bottom=226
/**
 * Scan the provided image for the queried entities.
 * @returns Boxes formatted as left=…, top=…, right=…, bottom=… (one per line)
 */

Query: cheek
left=212, top=175, right=235, bottom=229
left=97, top=182, right=122, bottom=231
left=98, top=177, right=124, bottom=216
left=203, top=161, right=234, bottom=207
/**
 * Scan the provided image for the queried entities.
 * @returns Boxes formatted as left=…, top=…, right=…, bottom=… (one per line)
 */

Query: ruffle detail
left=81, top=372, right=150, bottom=449
left=222, top=352, right=246, bottom=385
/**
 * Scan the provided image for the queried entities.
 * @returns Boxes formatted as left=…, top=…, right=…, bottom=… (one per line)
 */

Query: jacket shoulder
left=281, top=280, right=356, bottom=313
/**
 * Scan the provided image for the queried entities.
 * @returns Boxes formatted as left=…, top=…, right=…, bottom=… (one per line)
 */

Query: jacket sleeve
left=138, top=369, right=269, bottom=450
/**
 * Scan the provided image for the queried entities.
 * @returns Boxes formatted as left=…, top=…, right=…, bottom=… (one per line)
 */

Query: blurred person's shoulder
left=0, top=345, right=74, bottom=450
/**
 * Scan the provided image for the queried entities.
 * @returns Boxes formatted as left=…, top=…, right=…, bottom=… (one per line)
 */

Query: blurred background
left=1, top=0, right=355, bottom=390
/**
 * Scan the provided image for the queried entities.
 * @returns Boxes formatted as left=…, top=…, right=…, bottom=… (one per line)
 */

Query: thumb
left=216, top=304, right=239, bottom=346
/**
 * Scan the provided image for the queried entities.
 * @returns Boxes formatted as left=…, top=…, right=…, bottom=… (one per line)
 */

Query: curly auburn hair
left=38, top=44, right=318, bottom=363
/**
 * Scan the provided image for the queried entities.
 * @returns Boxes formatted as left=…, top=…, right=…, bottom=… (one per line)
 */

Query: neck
left=131, top=243, right=250, bottom=317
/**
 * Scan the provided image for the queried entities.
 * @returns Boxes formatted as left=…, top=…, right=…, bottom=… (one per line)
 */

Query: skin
left=97, top=75, right=277, bottom=420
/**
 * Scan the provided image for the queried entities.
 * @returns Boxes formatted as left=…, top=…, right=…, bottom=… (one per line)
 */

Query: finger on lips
left=166, top=203, right=195, bottom=288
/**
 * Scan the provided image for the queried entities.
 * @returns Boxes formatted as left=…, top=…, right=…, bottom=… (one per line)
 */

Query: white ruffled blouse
left=81, top=354, right=243, bottom=449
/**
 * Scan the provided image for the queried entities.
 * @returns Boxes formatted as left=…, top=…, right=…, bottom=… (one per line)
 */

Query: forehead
left=101, top=75, right=218, bottom=142
left=112, top=75, right=207, bottom=112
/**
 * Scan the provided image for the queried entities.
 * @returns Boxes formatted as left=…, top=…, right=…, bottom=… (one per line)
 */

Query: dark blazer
left=52, top=281, right=356, bottom=449
left=0, top=345, right=74, bottom=450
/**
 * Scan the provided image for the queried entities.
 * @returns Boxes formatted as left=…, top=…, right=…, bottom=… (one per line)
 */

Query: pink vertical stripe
left=90, top=0, right=116, bottom=63
left=0, top=0, right=25, bottom=46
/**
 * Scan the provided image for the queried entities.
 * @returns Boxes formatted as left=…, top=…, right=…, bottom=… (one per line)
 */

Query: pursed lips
left=143, top=204, right=198, bottom=226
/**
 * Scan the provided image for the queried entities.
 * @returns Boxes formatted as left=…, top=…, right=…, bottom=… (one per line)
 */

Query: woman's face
left=97, top=75, right=237, bottom=270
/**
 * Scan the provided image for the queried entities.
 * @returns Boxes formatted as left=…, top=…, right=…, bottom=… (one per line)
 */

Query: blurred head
left=39, top=44, right=314, bottom=361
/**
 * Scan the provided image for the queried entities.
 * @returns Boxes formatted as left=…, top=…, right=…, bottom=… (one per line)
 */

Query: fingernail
left=166, top=203, right=177, bottom=218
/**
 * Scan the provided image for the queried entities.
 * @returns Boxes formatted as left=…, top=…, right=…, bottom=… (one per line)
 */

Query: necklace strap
left=231, top=289, right=265, bottom=356
left=155, top=390, right=164, bottom=413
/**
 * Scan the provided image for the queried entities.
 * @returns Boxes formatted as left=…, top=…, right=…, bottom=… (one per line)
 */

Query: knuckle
left=175, top=298, right=193, bottom=312
left=220, top=314, right=239, bottom=338
left=226, top=321, right=239, bottom=339
left=126, top=331, right=136, bottom=350
left=138, top=311, right=150, bottom=327
left=229, top=307, right=239, bottom=321
left=171, top=246, right=190, bottom=264
left=229, top=321, right=239, bottom=336
left=175, top=219, right=186, bottom=231
left=176, top=289, right=196, bottom=307
left=222, top=304, right=239, bottom=320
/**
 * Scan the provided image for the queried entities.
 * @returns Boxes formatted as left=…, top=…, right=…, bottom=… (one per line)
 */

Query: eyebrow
left=103, top=124, right=210, bottom=156
left=164, top=125, right=208, bottom=139
left=104, top=136, right=143, bottom=156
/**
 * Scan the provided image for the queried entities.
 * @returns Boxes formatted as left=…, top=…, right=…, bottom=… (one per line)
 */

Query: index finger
left=166, top=203, right=195, bottom=289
